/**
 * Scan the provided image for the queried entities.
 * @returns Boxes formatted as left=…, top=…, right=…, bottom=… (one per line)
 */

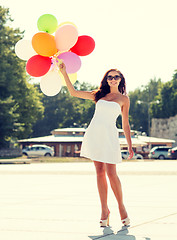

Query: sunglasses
left=107, top=75, right=121, bottom=80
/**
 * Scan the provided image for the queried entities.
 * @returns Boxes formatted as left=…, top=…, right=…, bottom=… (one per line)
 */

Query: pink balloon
left=55, top=25, right=78, bottom=51
left=58, top=52, right=81, bottom=74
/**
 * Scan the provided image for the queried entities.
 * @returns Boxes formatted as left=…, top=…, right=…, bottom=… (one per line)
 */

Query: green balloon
left=37, top=14, right=58, bottom=34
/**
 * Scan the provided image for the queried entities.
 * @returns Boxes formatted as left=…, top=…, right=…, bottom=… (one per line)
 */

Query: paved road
left=0, top=161, right=177, bottom=240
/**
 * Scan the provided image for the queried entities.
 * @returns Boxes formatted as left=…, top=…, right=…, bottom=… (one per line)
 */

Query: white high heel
left=121, top=217, right=130, bottom=226
left=100, top=213, right=110, bottom=227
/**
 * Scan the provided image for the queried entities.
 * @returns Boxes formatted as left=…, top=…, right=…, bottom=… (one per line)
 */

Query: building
left=18, top=127, right=175, bottom=158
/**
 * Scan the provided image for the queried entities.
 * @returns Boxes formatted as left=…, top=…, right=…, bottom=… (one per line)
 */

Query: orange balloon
left=32, top=32, right=57, bottom=57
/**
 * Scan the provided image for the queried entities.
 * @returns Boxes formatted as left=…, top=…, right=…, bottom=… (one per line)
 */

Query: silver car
left=148, top=146, right=171, bottom=159
left=22, top=145, right=54, bottom=157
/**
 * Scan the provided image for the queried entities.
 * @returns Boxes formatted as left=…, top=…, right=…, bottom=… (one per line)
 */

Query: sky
left=1, top=0, right=177, bottom=92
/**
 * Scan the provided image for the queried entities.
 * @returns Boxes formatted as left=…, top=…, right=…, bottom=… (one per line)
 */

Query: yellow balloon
left=57, top=21, right=77, bottom=29
left=59, top=72, right=77, bottom=86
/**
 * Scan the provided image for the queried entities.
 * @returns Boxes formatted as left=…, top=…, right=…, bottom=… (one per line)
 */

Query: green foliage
left=32, top=75, right=176, bottom=138
left=151, top=71, right=177, bottom=118
left=0, top=96, right=19, bottom=147
left=128, top=78, right=162, bottom=135
left=0, top=6, right=44, bottom=148
left=129, top=74, right=177, bottom=135
left=32, top=82, right=97, bottom=137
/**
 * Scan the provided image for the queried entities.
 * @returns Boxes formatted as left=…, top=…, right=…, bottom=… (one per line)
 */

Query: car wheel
left=158, top=155, right=165, bottom=160
left=22, top=153, right=28, bottom=157
left=44, top=153, right=51, bottom=157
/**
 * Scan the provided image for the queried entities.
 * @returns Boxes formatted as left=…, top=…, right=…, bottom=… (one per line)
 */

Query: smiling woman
left=59, top=62, right=133, bottom=227
left=93, top=69, right=126, bottom=102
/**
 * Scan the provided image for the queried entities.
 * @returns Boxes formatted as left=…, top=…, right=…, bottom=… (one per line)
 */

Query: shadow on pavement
left=88, top=226, right=151, bottom=239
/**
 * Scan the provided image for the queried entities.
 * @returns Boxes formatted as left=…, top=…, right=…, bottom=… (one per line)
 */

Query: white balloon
left=40, top=70, right=62, bottom=96
left=15, top=39, right=36, bottom=60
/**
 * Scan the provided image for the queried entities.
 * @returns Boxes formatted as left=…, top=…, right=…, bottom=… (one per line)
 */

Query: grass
left=0, top=155, right=173, bottom=164
left=0, top=156, right=91, bottom=163
left=30, top=156, right=91, bottom=163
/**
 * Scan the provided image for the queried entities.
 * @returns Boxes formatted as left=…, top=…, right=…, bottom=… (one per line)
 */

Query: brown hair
left=92, top=69, right=126, bottom=102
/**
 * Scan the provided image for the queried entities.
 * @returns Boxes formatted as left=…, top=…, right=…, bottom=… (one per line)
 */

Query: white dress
left=80, top=99, right=122, bottom=164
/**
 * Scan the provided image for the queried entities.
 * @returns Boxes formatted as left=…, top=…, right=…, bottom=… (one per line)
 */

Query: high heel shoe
left=121, top=216, right=130, bottom=226
left=100, top=213, right=110, bottom=227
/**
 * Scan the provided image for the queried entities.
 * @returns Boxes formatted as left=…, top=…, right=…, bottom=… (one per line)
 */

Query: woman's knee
left=94, top=161, right=106, bottom=176
left=106, top=164, right=117, bottom=180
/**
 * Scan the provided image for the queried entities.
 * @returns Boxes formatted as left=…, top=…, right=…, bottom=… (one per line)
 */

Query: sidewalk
left=0, top=161, right=177, bottom=239
left=0, top=160, right=177, bottom=175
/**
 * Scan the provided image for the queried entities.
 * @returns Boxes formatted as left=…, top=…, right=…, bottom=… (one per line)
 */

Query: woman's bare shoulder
left=121, top=94, right=130, bottom=106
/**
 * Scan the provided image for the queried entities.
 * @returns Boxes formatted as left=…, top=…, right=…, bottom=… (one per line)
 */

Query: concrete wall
left=151, top=114, right=177, bottom=145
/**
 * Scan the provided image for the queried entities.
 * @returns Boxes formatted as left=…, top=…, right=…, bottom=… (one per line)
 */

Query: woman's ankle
left=119, top=204, right=128, bottom=220
left=101, top=207, right=110, bottom=220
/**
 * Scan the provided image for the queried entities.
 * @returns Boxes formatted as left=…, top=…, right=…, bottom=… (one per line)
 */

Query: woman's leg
left=105, top=163, right=128, bottom=220
left=94, top=161, right=110, bottom=220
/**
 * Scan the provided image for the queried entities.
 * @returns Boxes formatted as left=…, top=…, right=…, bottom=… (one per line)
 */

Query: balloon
left=70, top=35, right=95, bottom=56
left=59, top=72, right=77, bottom=86
left=32, top=32, right=57, bottom=57
left=58, top=52, right=81, bottom=74
left=37, top=14, right=58, bottom=34
left=15, top=39, right=37, bottom=60
left=40, top=70, right=62, bottom=96
left=26, top=55, right=51, bottom=77
left=58, top=21, right=77, bottom=29
left=55, top=24, right=78, bottom=51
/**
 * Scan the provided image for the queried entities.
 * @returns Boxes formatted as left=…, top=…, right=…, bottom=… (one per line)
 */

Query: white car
left=121, top=150, right=143, bottom=159
left=22, top=145, right=54, bottom=157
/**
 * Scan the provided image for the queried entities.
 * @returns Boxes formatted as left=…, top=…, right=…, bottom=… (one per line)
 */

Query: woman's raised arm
left=59, top=62, right=95, bottom=100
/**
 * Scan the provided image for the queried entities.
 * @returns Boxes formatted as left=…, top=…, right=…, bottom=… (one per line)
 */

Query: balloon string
left=52, top=51, right=63, bottom=69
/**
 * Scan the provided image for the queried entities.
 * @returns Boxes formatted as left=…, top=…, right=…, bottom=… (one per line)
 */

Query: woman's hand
left=59, top=61, right=66, bottom=75
left=127, top=148, right=134, bottom=160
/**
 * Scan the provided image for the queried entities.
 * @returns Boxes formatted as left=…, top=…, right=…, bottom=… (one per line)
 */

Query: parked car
left=121, top=150, right=143, bottom=159
left=22, top=145, right=54, bottom=157
left=148, top=146, right=171, bottom=159
left=168, top=146, right=177, bottom=159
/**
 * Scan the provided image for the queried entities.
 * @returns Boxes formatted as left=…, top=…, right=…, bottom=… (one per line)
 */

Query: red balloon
left=26, top=55, right=51, bottom=77
left=70, top=35, right=95, bottom=56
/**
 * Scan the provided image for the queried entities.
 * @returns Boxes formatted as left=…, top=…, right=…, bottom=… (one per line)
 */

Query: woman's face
left=106, top=71, right=121, bottom=88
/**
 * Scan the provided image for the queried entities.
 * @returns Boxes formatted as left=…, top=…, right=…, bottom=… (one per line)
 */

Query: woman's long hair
left=92, top=69, right=126, bottom=102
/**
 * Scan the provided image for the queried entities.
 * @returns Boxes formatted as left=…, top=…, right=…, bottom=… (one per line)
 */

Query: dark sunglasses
left=107, top=75, right=121, bottom=80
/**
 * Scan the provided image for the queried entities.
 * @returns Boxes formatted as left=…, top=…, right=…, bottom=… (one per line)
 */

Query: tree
left=151, top=71, right=177, bottom=118
left=0, top=6, right=44, bottom=148
left=128, top=78, right=162, bottom=134
left=32, top=81, right=97, bottom=137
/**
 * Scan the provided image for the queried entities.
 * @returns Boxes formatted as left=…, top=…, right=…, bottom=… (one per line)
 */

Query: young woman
left=59, top=63, right=134, bottom=227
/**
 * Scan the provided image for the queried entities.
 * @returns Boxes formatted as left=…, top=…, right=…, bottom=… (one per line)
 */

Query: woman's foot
left=119, top=205, right=128, bottom=221
left=100, top=208, right=110, bottom=227
left=121, top=217, right=130, bottom=226
left=101, top=208, right=110, bottom=221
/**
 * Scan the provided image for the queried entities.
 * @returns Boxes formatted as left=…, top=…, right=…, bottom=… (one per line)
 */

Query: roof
left=18, top=135, right=146, bottom=146
left=18, top=129, right=175, bottom=145
left=119, top=137, right=146, bottom=146
left=18, top=135, right=84, bottom=143
left=51, top=128, right=86, bottom=133
left=138, top=136, right=175, bottom=144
